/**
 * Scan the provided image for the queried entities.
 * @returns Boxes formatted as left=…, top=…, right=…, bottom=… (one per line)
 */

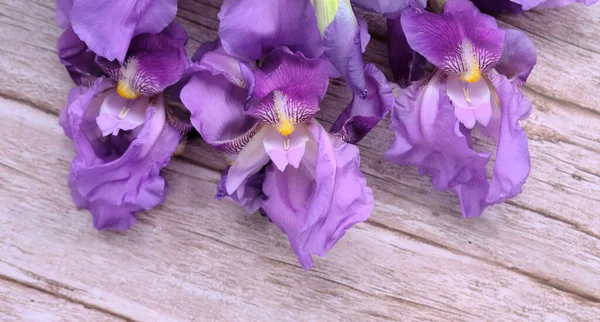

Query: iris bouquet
left=55, top=0, right=597, bottom=268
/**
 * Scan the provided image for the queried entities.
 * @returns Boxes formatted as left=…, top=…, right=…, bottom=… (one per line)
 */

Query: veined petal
left=263, top=125, right=310, bottom=171
left=218, top=0, right=323, bottom=60
left=330, top=64, right=394, bottom=143
left=401, top=4, right=504, bottom=81
left=247, top=47, right=329, bottom=133
left=70, top=0, right=178, bottom=63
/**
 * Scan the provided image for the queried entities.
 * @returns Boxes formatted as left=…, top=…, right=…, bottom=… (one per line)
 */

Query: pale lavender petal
left=218, top=0, right=323, bottom=60
left=262, top=121, right=373, bottom=269
left=96, top=93, right=148, bottom=136
left=263, top=126, right=310, bottom=172
left=330, top=64, right=394, bottom=144
left=454, top=107, right=477, bottom=129
left=70, top=0, right=178, bottom=63
left=226, top=129, right=270, bottom=195
left=446, top=74, right=491, bottom=109
left=473, top=102, right=492, bottom=126
left=495, top=29, right=537, bottom=86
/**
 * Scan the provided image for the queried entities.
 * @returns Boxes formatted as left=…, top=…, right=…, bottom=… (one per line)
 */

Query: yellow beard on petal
left=117, top=57, right=140, bottom=99
left=116, top=80, right=140, bottom=100
left=273, top=91, right=295, bottom=136
left=458, top=40, right=482, bottom=83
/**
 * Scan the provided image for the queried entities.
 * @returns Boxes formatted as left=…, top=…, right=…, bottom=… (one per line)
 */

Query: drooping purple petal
left=262, top=120, right=373, bottom=269
left=70, top=0, right=178, bottom=63
left=330, top=64, right=394, bottom=144
left=58, top=27, right=104, bottom=86
left=225, top=129, right=271, bottom=195
left=322, top=6, right=368, bottom=97
left=495, top=29, right=537, bottom=86
left=218, top=0, right=323, bottom=60
left=486, top=73, right=531, bottom=204
left=385, top=73, right=490, bottom=217
left=247, top=47, right=329, bottom=126
left=59, top=78, right=180, bottom=230
left=401, top=3, right=505, bottom=76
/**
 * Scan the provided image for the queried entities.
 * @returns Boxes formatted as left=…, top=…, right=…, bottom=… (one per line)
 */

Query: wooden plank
left=0, top=279, right=121, bottom=322
left=2, top=93, right=600, bottom=321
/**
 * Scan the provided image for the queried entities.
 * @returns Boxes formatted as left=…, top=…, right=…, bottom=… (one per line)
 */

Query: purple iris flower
left=58, top=23, right=191, bottom=230
left=180, top=42, right=393, bottom=269
left=218, top=0, right=377, bottom=98
left=471, top=0, right=598, bottom=13
left=56, top=0, right=178, bottom=63
left=385, top=0, right=537, bottom=218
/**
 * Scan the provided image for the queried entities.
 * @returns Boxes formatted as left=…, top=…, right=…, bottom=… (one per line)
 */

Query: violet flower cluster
left=55, top=0, right=596, bottom=268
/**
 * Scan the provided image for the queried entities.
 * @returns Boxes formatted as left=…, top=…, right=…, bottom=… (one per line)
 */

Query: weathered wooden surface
left=0, top=0, right=599, bottom=320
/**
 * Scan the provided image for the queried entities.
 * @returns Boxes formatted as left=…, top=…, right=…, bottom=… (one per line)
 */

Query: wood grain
left=0, top=0, right=599, bottom=321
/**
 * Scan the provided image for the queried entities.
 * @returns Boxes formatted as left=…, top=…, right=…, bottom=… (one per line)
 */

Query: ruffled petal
left=60, top=78, right=180, bottom=230
left=180, top=47, right=258, bottom=155
left=401, top=3, right=504, bottom=77
left=262, top=120, right=373, bottom=269
left=58, top=27, right=104, bottom=86
left=385, top=73, right=490, bottom=217
left=330, top=64, right=394, bottom=143
left=70, top=0, right=178, bottom=63
left=486, top=73, right=531, bottom=204
left=495, top=29, right=537, bottom=86
left=218, top=0, right=323, bottom=60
